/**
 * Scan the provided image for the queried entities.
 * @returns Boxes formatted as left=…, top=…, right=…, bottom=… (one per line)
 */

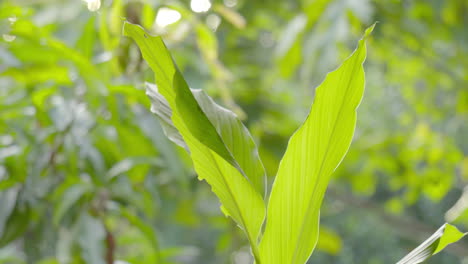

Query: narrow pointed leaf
left=125, top=22, right=237, bottom=170
left=145, top=83, right=266, bottom=196
left=396, top=223, right=467, bottom=264
left=124, top=22, right=265, bottom=261
left=259, top=25, right=375, bottom=264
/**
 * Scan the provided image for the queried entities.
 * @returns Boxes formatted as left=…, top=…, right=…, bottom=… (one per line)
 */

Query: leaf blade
left=259, top=25, right=375, bottom=264
left=396, top=223, right=467, bottom=264
left=124, top=22, right=266, bottom=261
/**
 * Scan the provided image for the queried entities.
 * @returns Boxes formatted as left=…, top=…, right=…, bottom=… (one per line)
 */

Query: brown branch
left=105, top=226, right=115, bottom=264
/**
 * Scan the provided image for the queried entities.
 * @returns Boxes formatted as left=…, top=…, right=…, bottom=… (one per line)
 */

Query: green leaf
left=259, top=24, right=375, bottom=264
left=145, top=83, right=266, bottom=197
left=120, top=208, right=161, bottom=262
left=396, top=223, right=467, bottom=264
left=124, top=22, right=236, bottom=171
left=190, top=88, right=266, bottom=196
left=123, top=22, right=266, bottom=261
left=53, top=183, right=93, bottom=226
left=106, top=156, right=162, bottom=180
left=195, top=23, right=218, bottom=62
left=145, top=83, right=188, bottom=151
left=32, top=86, right=58, bottom=110
left=1, top=65, right=72, bottom=85
left=0, top=204, right=30, bottom=247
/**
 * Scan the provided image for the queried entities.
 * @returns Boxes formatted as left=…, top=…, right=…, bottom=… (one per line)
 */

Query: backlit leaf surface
left=259, top=25, right=375, bottom=264
left=124, top=22, right=265, bottom=261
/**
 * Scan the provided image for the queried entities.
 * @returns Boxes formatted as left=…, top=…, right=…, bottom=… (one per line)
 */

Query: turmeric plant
left=124, top=22, right=466, bottom=264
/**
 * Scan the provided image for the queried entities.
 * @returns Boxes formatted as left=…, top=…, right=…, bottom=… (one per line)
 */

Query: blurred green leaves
left=0, top=203, right=30, bottom=247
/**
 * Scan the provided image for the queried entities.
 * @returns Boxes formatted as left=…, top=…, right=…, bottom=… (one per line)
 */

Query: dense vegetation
left=1, top=0, right=467, bottom=263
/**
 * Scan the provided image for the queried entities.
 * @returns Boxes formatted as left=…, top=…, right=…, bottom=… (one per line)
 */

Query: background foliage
left=0, top=0, right=467, bottom=263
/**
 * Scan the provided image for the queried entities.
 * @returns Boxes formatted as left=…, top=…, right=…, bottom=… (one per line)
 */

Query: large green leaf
left=396, top=223, right=467, bottom=264
left=123, top=22, right=236, bottom=171
left=259, top=25, right=375, bottom=264
left=123, top=22, right=266, bottom=261
left=146, top=81, right=266, bottom=194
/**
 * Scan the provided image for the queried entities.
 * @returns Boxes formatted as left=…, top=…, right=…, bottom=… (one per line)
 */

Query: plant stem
left=105, top=226, right=115, bottom=264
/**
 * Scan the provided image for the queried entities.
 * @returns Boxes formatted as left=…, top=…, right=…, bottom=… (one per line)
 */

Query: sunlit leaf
left=191, top=88, right=266, bottom=196
left=396, top=223, right=467, bottom=264
left=32, top=86, right=58, bottom=110
left=123, top=22, right=266, bottom=261
left=144, top=82, right=266, bottom=196
left=2, top=65, right=71, bottom=85
left=76, top=16, right=96, bottom=59
left=259, top=25, right=375, bottom=264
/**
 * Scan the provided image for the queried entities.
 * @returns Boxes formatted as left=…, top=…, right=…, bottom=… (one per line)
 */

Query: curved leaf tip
left=259, top=24, right=375, bottom=264
left=396, top=223, right=466, bottom=264
left=124, top=22, right=266, bottom=262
